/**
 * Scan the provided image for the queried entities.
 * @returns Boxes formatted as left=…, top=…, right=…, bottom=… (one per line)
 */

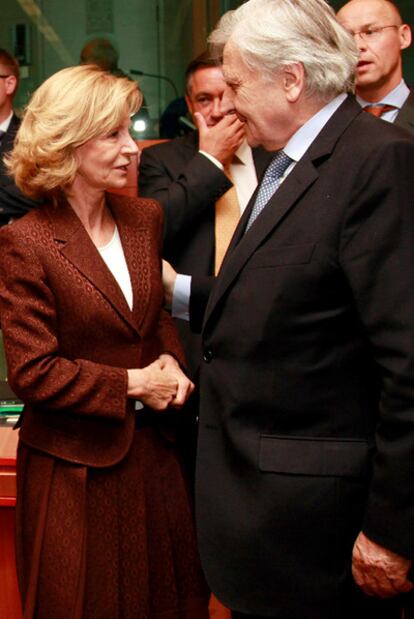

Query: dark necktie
left=363, top=104, right=397, bottom=118
left=245, top=150, right=292, bottom=232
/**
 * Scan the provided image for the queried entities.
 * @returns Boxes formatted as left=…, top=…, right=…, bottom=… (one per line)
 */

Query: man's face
left=185, top=66, right=228, bottom=127
left=337, top=0, right=411, bottom=101
left=0, top=63, right=17, bottom=117
left=221, top=43, right=293, bottom=151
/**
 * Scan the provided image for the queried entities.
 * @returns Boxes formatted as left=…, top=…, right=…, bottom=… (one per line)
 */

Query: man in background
left=139, top=51, right=270, bottom=375
left=0, top=48, right=20, bottom=183
left=337, top=0, right=414, bottom=133
left=80, top=37, right=126, bottom=77
left=0, top=48, right=37, bottom=225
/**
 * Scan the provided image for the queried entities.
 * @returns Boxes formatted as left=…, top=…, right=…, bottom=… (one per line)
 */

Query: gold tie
left=214, top=165, right=240, bottom=275
left=363, top=103, right=397, bottom=118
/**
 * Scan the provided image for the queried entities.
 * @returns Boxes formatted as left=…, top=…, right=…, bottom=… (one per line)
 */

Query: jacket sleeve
left=189, top=275, right=214, bottom=334
left=0, top=225, right=128, bottom=421
left=339, top=136, right=414, bottom=558
left=138, top=141, right=232, bottom=254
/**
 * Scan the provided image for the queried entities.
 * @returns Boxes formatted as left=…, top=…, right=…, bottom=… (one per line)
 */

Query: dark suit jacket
left=395, top=90, right=414, bottom=135
left=0, top=113, right=20, bottom=184
left=138, top=131, right=271, bottom=374
left=192, top=96, right=414, bottom=617
left=0, top=194, right=184, bottom=467
left=0, top=113, right=39, bottom=224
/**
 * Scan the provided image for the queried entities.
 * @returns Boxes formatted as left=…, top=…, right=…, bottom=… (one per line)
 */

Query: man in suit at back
left=163, top=0, right=414, bottom=616
left=0, top=50, right=20, bottom=186
left=0, top=48, right=38, bottom=225
left=337, top=0, right=414, bottom=133
left=139, top=52, right=270, bottom=376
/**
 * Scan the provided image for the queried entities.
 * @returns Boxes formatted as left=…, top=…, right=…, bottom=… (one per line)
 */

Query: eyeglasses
left=348, top=25, right=399, bottom=41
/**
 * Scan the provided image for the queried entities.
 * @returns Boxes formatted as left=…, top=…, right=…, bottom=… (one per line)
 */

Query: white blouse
left=98, top=226, right=133, bottom=310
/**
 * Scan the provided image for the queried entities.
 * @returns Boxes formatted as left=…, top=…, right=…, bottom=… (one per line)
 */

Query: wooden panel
left=137, top=139, right=169, bottom=150
left=0, top=425, right=19, bottom=465
left=0, top=426, right=17, bottom=506
left=0, top=507, right=22, bottom=619
left=0, top=426, right=21, bottom=619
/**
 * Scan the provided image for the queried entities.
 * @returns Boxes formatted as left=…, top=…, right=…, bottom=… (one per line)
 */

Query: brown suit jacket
left=0, top=193, right=184, bottom=467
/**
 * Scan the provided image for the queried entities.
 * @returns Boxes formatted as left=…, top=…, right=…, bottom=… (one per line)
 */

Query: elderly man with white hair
left=163, top=0, right=414, bottom=617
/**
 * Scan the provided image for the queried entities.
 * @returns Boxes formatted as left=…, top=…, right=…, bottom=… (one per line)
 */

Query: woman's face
left=75, top=114, right=139, bottom=191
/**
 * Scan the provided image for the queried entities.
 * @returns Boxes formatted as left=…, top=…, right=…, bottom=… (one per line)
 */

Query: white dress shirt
left=98, top=226, right=133, bottom=311
left=200, top=139, right=258, bottom=213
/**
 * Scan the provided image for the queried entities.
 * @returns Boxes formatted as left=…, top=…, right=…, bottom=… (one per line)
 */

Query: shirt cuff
left=172, top=274, right=191, bottom=321
left=199, top=150, right=224, bottom=171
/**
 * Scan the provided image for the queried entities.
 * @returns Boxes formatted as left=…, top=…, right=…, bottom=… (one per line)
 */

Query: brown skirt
left=15, top=426, right=209, bottom=619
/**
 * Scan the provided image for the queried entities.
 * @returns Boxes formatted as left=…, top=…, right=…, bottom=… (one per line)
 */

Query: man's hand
left=162, top=259, right=177, bottom=308
left=352, top=531, right=414, bottom=598
left=195, top=111, right=245, bottom=165
left=158, top=353, right=194, bottom=408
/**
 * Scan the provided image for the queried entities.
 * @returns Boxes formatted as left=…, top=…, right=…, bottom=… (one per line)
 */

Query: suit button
left=203, top=348, right=213, bottom=363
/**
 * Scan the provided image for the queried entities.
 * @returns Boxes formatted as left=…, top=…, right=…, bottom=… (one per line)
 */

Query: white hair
left=209, top=0, right=359, bottom=99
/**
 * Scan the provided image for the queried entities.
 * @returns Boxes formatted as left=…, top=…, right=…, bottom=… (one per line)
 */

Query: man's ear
left=283, top=62, right=305, bottom=103
left=399, top=24, right=412, bottom=51
left=5, top=75, right=17, bottom=98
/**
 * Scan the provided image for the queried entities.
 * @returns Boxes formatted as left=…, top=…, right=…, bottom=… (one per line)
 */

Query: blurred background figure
left=337, top=0, right=414, bottom=133
left=0, top=47, right=20, bottom=182
left=80, top=36, right=126, bottom=77
left=80, top=36, right=152, bottom=138
left=159, top=95, right=192, bottom=139
left=0, top=47, right=39, bottom=225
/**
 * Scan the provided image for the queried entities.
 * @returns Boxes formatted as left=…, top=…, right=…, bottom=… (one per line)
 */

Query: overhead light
left=133, top=119, right=147, bottom=133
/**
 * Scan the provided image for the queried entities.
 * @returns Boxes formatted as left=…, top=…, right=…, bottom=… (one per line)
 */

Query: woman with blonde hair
left=0, top=64, right=209, bottom=619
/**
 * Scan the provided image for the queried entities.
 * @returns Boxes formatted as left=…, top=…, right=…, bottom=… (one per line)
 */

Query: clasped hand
left=127, top=354, right=194, bottom=411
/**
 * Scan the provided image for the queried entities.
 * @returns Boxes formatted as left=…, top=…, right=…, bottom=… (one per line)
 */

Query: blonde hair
left=6, top=64, right=142, bottom=200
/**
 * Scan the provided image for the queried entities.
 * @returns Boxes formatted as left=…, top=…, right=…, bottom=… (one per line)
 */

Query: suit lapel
left=107, top=194, right=153, bottom=332
left=395, top=91, right=414, bottom=136
left=205, top=155, right=319, bottom=326
left=50, top=195, right=145, bottom=334
left=204, top=96, right=362, bottom=329
left=0, top=115, right=19, bottom=159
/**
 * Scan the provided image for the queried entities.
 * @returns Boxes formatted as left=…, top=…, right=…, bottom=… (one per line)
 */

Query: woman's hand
left=127, top=355, right=194, bottom=411
left=158, top=354, right=194, bottom=408
left=127, top=359, right=178, bottom=410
